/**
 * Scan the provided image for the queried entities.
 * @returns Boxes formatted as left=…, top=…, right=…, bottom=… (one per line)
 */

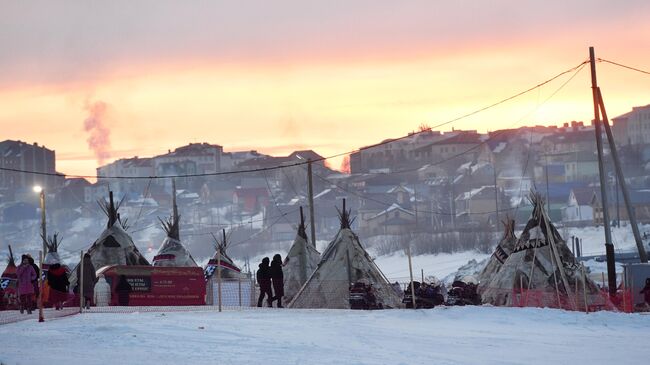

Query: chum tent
left=204, top=229, right=244, bottom=280
left=290, top=200, right=401, bottom=309
left=152, top=180, right=198, bottom=267
left=283, top=207, right=320, bottom=303
left=481, top=192, right=608, bottom=310
left=477, top=218, right=517, bottom=295
left=70, top=191, right=149, bottom=289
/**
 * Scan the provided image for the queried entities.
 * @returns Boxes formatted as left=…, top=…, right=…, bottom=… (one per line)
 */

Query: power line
left=0, top=60, right=589, bottom=181
left=598, top=58, right=650, bottom=76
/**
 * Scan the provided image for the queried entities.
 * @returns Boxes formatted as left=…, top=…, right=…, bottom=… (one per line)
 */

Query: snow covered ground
left=1, top=307, right=648, bottom=365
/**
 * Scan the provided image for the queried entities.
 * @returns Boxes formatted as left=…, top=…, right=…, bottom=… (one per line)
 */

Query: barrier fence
left=2, top=279, right=646, bottom=325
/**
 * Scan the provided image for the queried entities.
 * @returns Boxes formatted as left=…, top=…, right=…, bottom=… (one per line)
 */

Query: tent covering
left=153, top=181, right=198, bottom=267
left=477, top=218, right=517, bottom=294
left=290, top=203, right=401, bottom=309
left=283, top=209, right=320, bottom=303
left=481, top=192, right=607, bottom=310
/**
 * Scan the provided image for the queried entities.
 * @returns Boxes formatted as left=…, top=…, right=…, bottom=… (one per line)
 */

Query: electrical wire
left=598, top=58, right=650, bottom=76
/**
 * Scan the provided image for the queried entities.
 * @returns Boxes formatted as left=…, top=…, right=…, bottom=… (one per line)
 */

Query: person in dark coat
left=47, top=263, right=69, bottom=310
left=269, top=254, right=285, bottom=308
left=76, top=253, right=96, bottom=309
left=26, top=255, right=40, bottom=311
left=256, top=257, right=273, bottom=307
left=115, top=275, right=131, bottom=306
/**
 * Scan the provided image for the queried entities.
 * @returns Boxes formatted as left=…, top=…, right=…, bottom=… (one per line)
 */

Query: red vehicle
left=97, top=265, right=206, bottom=306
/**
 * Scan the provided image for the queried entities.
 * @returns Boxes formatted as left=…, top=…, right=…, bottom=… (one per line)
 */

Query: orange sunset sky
left=1, top=1, right=650, bottom=176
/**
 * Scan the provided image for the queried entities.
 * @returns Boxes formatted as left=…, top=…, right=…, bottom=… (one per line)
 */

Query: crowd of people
left=256, top=254, right=285, bottom=308
left=9, top=252, right=112, bottom=314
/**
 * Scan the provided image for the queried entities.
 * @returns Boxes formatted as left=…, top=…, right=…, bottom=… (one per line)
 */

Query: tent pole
left=407, top=245, right=416, bottom=309
left=79, top=250, right=84, bottom=314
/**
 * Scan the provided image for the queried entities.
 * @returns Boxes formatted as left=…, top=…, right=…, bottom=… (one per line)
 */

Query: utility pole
left=589, top=46, right=617, bottom=296
left=307, top=159, right=317, bottom=247
left=545, top=155, right=551, bottom=217
left=413, top=184, right=419, bottom=232
left=493, top=162, right=499, bottom=230
left=596, top=87, right=648, bottom=263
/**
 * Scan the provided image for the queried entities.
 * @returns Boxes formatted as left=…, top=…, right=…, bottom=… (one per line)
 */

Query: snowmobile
left=446, top=277, right=480, bottom=306
left=349, top=282, right=383, bottom=310
left=403, top=281, right=445, bottom=309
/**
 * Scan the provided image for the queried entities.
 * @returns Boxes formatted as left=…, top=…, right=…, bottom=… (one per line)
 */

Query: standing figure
left=93, top=274, right=111, bottom=307
left=77, top=253, right=96, bottom=309
left=256, top=257, right=273, bottom=307
left=47, top=263, right=69, bottom=310
left=26, top=255, right=40, bottom=311
left=16, top=255, right=37, bottom=314
left=115, top=275, right=131, bottom=306
left=270, top=254, right=285, bottom=308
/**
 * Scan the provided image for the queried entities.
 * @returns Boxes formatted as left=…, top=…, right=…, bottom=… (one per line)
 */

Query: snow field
left=1, top=306, right=648, bottom=365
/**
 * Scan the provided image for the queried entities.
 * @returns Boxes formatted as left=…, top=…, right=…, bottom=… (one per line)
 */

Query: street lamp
left=34, top=185, right=46, bottom=322
left=33, top=186, right=47, bottom=256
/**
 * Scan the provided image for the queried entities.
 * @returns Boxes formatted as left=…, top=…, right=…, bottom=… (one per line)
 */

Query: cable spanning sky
left=1, top=1, right=649, bottom=176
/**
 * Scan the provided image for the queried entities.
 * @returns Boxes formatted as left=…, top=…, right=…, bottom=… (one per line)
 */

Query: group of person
left=12, top=252, right=113, bottom=314
left=256, top=254, right=285, bottom=308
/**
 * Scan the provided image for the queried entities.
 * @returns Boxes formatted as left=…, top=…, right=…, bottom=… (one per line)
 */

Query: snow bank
left=0, top=307, right=647, bottom=365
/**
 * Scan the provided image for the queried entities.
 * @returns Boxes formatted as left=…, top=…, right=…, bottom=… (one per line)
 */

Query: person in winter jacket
left=16, top=255, right=37, bottom=314
left=47, top=263, right=69, bottom=310
left=26, top=255, right=40, bottom=310
left=76, top=253, right=96, bottom=309
left=269, top=254, right=285, bottom=308
left=256, top=257, right=273, bottom=307
left=93, top=274, right=111, bottom=307
left=115, top=275, right=131, bottom=306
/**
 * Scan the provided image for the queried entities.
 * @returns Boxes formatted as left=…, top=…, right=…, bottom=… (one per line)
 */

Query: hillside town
left=2, top=104, right=650, bottom=261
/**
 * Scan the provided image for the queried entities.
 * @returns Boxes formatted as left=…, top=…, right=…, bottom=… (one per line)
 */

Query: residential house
left=562, top=187, right=597, bottom=225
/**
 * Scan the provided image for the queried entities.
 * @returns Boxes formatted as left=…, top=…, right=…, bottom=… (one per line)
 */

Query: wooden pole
left=238, top=275, right=242, bottom=308
left=582, top=263, right=588, bottom=314
left=589, top=46, right=618, bottom=296
left=38, top=250, right=44, bottom=323
left=421, top=269, right=424, bottom=283
left=407, top=245, right=416, bottom=309
left=596, top=88, right=648, bottom=263
left=217, top=249, right=222, bottom=312
left=307, top=159, right=317, bottom=248
left=79, top=250, right=84, bottom=313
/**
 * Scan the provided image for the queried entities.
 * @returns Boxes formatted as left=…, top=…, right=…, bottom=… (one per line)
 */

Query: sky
left=1, top=1, right=650, bottom=176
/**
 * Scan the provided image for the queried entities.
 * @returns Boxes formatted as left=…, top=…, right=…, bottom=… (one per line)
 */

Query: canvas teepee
left=290, top=200, right=402, bottom=309
left=477, top=217, right=517, bottom=294
left=71, top=191, right=149, bottom=290
left=1, top=245, right=18, bottom=309
left=43, top=232, right=63, bottom=266
left=283, top=207, right=320, bottom=303
left=204, top=229, right=244, bottom=280
left=152, top=180, right=198, bottom=267
left=481, top=192, right=606, bottom=309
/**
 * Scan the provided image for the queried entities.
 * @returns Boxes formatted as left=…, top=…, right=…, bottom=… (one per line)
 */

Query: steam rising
left=83, top=100, right=111, bottom=165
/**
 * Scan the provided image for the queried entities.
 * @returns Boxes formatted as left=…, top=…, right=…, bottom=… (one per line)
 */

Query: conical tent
left=477, top=218, right=517, bottom=294
left=290, top=201, right=401, bottom=309
left=204, top=229, right=244, bottom=280
left=43, top=232, right=63, bottom=266
left=283, top=207, right=320, bottom=303
left=153, top=180, right=198, bottom=267
left=481, top=192, right=607, bottom=309
left=71, top=192, right=149, bottom=289
left=1, top=245, right=18, bottom=308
